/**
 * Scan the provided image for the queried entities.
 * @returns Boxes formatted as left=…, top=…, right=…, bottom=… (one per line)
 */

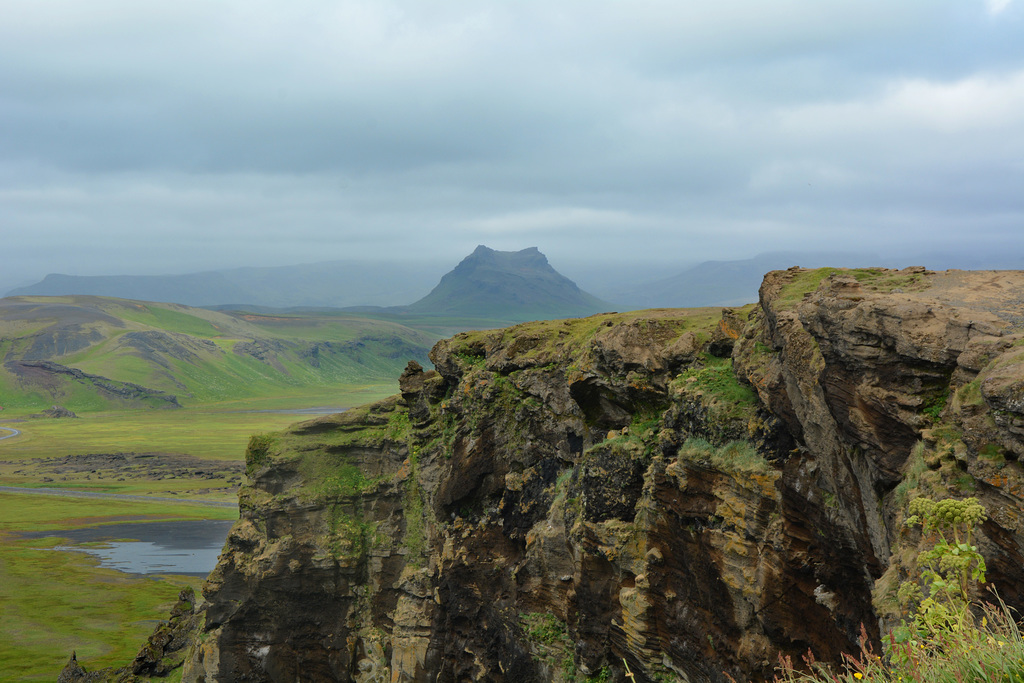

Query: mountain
left=404, top=245, right=609, bottom=321
left=0, top=295, right=435, bottom=413
left=69, top=266, right=1024, bottom=682
left=5, top=260, right=448, bottom=309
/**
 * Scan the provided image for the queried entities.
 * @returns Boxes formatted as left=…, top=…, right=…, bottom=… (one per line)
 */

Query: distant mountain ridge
left=7, top=261, right=447, bottom=309
left=10, top=249, right=1024, bottom=315
left=404, top=246, right=609, bottom=321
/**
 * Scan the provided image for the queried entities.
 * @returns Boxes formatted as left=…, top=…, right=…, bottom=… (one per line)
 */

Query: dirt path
left=0, top=485, right=238, bottom=509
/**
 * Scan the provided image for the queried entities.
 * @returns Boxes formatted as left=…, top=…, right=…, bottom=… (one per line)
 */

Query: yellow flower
left=854, top=674, right=863, bottom=680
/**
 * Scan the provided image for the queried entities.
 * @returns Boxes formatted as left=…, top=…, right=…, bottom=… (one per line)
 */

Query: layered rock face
left=177, top=268, right=1024, bottom=683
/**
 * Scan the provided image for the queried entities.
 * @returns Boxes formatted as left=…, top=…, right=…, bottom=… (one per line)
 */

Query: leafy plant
left=773, top=497, right=1018, bottom=683
left=921, top=392, right=948, bottom=421
left=895, top=497, right=988, bottom=646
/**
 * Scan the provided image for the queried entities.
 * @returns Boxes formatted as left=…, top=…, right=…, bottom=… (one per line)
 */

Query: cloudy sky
left=2, top=0, right=1023, bottom=289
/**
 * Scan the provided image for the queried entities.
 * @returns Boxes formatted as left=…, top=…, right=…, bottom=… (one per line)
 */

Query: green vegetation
left=0, top=296, right=442, bottom=679
left=522, top=611, right=569, bottom=646
left=245, top=433, right=277, bottom=475
left=673, top=355, right=759, bottom=423
left=307, top=458, right=380, bottom=500
left=0, top=388, right=392, bottom=678
left=116, top=303, right=222, bottom=337
left=849, top=268, right=930, bottom=293
left=0, top=296, right=433, bottom=414
left=678, top=437, right=770, bottom=474
left=450, top=307, right=724, bottom=374
left=0, top=493, right=235, bottom=682
left=979, top=442, right=1007, bottom=467
left=0, top=408, right=335, bottom=502
left=776, top=497, right=1024, bottom=683
left=922, top=391, right=949, bottom=421
left=954, top=379, right=984, bottom=408
left=775, top=268, right=842, bottom=309
left=897, top=497, right=988, bottom=639
left=774, top=267, right=933, bottom=310
left=893, top=442, right=930, bottom=508
left=403, top=447, right=427, bottom=566
left=520, top=611, right=585, bottom=681
left=327, top=503, right=377, bottom=560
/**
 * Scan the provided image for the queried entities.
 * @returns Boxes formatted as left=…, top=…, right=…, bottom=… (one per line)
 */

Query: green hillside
left=0, top=296, right=435, bottom=414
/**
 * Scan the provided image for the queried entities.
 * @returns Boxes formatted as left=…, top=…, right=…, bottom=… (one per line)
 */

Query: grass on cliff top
left=446, top=307, right=733, bottom=369
left=0, top=493, right=234, bottom=682
left=775, top=268, right=934, bottom=310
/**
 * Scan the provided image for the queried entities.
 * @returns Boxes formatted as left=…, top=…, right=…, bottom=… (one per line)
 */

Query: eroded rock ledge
left=63, top=268, right=1024, bottom=682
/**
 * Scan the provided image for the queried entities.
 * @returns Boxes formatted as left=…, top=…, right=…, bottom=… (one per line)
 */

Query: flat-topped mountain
left=405, top=245, right=609, bottom=321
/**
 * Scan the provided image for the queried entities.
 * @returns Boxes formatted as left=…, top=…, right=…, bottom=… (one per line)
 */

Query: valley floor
left=0, top=389, right=394, bottom=681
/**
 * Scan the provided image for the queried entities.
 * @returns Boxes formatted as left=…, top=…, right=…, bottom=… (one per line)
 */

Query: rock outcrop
left=68, top=268, right=1024, bottom=682
left=58, top=587, right=203, bottom=682
left=8, top=360, right=182, bottom=408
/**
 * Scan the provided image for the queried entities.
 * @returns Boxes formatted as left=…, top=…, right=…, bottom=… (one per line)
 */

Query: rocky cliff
left=63, top=267, right=1024, bottom=682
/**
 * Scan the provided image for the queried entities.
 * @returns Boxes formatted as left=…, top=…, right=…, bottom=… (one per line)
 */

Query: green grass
left=0, top=296, right=435, bottom=415
left=0, top=383, right=404, bottom=679
left=445, top=307, right=726, bottom=375
left=850, top=268, right=930, bottom=293
left=678, top=437, right=770, bottom=474
left=954, top=380, right=984, bottom=408
left=922, top=392, right=948, bottom=421
left=673, top=355, right=759, bottom=423
left=0, top=493, right=235, bottom=682
left=58, top=336, right=409, bottom=408
left=115, top=303, right=225, bottom=338
left=1, top=409, right=316, bottom=463
left=233, top=311, right=438, bottom=343
left=775, top=267, right=934, bottom=310
left=774, top=268, right=842, bottom=309
left=0, top=388, right=394, bottom=505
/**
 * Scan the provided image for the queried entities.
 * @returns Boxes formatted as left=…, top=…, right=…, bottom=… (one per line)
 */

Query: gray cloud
left=2, top=0, right=1023, bottom=289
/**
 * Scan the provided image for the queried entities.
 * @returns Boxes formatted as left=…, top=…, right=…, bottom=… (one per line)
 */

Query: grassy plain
left=0, top=383, right=397, bottom=681
left=0, top=383, right=396, bottom=502
left=0, top=493, right=237, bottom=681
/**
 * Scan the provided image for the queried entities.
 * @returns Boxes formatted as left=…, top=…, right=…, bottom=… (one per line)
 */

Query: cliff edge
left=63, top=267, right=1024, bottom=682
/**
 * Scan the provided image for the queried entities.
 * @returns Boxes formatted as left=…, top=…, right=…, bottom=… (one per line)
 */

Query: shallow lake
left=23, top=519, right=236, bottom=577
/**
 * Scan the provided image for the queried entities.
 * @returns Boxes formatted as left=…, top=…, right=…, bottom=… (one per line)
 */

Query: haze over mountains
left=8, top=261, right=448, bottom=310
left=9, top=246, right=1024, bottom=315
left=7, top=246, right=611, bottom=321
